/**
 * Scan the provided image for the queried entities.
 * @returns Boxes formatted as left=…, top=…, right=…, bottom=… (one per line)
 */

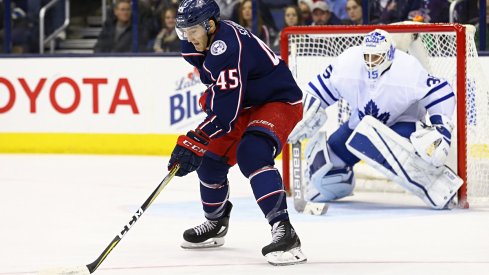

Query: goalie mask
left=362, top=29, right=396, bottom=79
left=175, top=0, right=220, bottom=41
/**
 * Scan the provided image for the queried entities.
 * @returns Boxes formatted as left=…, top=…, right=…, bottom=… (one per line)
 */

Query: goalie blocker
left=346, top=115, right=462, bottom=209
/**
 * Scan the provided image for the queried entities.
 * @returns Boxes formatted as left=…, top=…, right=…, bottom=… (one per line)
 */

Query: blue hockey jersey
left=181, top=20, right=302, bottom=139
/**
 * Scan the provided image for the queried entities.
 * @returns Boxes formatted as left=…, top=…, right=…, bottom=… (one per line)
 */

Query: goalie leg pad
left=304, top=131, right=355, bottom=202
left=328, top=122, right=361, bottom=166
left=345, top=116, right=463, bottom=209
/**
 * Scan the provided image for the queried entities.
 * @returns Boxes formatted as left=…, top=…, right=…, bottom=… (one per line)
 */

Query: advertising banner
left=0, top=56, right=207, bottom=154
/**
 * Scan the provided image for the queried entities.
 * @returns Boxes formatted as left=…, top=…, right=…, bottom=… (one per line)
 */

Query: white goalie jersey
left=306, top=45, right=456, bottom=129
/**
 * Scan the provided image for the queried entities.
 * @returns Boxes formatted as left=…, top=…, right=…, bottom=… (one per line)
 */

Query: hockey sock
left=197, top=156, right=231, bottom=220
left=200, top=179, right=229, bottom=220
left=250, top=167, right=288, bottom=225
left=237, top=133, right=289, bottom=225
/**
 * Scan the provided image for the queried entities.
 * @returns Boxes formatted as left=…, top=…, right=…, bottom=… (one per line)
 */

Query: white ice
left=0, top=154, right=488, bottom=275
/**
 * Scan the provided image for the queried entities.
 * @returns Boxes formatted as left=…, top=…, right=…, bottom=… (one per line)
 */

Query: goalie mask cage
left=280, top=24, right=489, bottom=208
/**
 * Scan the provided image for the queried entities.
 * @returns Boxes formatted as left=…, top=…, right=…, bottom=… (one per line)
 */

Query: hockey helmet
left=176, top=0, right=220, bottom=40
left=362, top=29, right=396, bottom=78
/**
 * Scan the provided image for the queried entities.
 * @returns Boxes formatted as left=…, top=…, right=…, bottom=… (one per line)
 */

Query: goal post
left=280, top=23, right=489, bottom=208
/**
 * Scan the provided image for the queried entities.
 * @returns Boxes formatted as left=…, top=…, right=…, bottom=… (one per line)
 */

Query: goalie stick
left=291, top=142, right=329, bottom=215
left=39, top=164, right=180, bottom=275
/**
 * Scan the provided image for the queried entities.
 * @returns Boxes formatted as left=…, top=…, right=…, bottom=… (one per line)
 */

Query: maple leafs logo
left=358, top=100, right=390, bottom=124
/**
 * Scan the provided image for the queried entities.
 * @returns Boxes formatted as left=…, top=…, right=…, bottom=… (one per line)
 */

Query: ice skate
left=181, top=202, right=232, bottom=249
left=262, top=220, right=307, bottom=266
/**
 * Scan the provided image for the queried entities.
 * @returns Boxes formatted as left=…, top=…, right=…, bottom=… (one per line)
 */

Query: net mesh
left=286, top=25, right=489, bottom=204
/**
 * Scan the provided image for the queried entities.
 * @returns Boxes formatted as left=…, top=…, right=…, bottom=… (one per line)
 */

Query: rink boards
left=2, top=55, right=489, bottom=155
left=0, top=56, right=205, bottom=155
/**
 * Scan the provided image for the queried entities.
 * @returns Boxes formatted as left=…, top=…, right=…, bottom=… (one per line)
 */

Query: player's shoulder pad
left=209, top=39, right=228, bottom=56
left=211, top=22, right=240, bottom=55
left=206, top=22, right=240, bottom=66
left=392, top=50, right=427, bottom=76
left=394, top=49, right=420, bottom=66
left=388, top=50, right=427, bottom=87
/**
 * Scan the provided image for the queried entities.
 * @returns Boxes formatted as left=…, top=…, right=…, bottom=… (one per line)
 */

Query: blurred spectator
left=368, top=0, right=448, bottom=24
left=0, top=1, right=4, bottom=50
left=385, top=0, right=405, bottom=23
left=0, top=4, right=37, bottom=53
left=232, top=0, right=278, bottom=40
left=272, top=5, right=303, bottom=50
left=101, top=0, right=161, bottom=46
left=404, top=0, right=450, bottom=23
left=342, top=0, right=362, bottom=25
left=158, top=0, right=180, bottom=9
left=238, top=0, right=271, bottom=45
left=141, top=0, right=179, bottom=13
left=475, top=0, right=489, bottom=50
left=139, top=0, right=179, bottom=36
left=325, top=0, right=348, bottom=20
left=216, top=0, right=240, bottom=20
left=311, top=1, right=341, bottom=25
left=453, top=0, right=478, bottom=24
left=284, top=5, right=304, bottom=27
left=369, top=0, right=408, bottom=24
left=19, top=0, right=66, bottom=53
left=298, top=0, right=313, bottom=25
left=94, top=0, right=149, bottom=53
left=153, top=7, right=180, bottom=52
left=370, top=0, right=476, bottom=25
left=0, top=1, right=4, bottom=31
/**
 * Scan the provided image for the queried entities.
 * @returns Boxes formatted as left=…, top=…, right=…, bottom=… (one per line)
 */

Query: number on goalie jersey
left=289, top=29, right=457, bottom=208
left=169, top=0, right=306, bottom=266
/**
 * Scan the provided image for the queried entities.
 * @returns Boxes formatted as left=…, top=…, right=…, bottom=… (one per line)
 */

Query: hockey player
left=168, top=0, right=306, bottom=265
left=288, top=29, right=463, bottom=209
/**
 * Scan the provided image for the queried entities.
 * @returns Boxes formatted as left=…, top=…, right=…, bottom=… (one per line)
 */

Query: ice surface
left=0, top=154, right=488, bottom=275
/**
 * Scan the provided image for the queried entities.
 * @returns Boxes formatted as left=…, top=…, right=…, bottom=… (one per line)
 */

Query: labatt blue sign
left=170, top=68, right=206, bottom=126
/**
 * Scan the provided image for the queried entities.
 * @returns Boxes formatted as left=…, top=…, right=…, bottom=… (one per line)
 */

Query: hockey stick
left=291, top=142, right=328, bottom=215
left=39, top=164, right=180, bottom=275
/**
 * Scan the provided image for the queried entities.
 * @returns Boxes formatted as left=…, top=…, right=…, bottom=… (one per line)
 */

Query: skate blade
left=180, top=237, right=225, bottom=249
left=265, top=247, right=307, bottom=266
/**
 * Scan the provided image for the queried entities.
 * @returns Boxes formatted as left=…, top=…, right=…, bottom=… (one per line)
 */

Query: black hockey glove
left=168, top=130, right=209, bottom=177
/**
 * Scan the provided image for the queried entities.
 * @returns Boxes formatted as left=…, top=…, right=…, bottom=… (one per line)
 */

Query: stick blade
left=294, top=199, right=329, bottom=215
left=38, top=266, right=90, bottom=275
left=302, top=202, right=329, bottom=215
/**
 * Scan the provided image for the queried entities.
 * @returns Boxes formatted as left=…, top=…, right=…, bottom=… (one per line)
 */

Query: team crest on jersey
left=210, top=40, right=227, bottom=55
left=359, top=100, right=390, bottom=124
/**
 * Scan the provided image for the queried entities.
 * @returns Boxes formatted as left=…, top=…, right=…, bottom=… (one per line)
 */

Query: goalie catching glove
left=288, top=96, right=327, bottom=144
left=410, top=115, right=454, bottom=167
left=168, top=130, right=210, bottom=177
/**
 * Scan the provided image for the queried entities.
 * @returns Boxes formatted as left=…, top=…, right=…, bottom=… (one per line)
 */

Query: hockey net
left=280, top=24, right=489, bottom=207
